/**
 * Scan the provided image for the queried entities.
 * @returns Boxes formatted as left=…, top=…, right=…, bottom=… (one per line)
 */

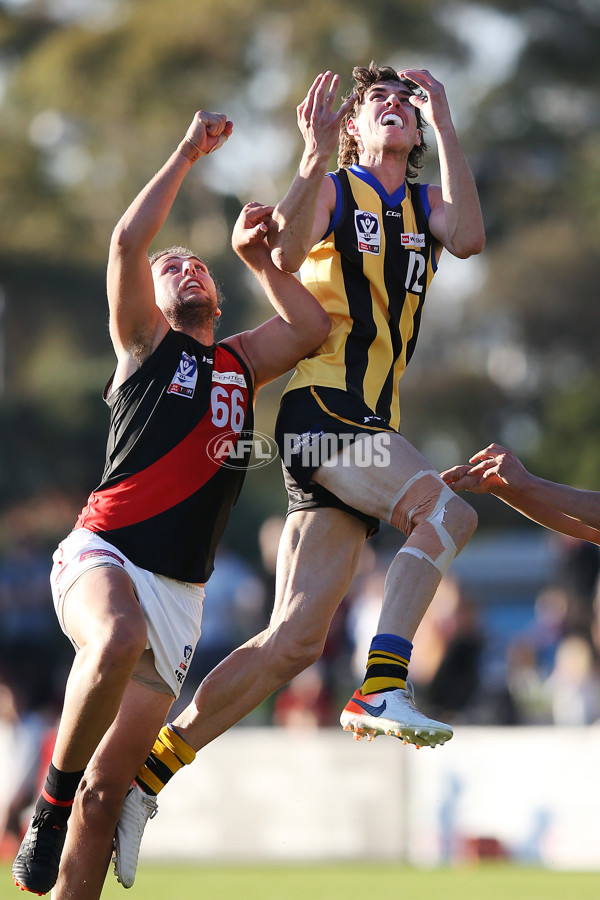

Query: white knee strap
left=387, top=470, right=458, bottom=575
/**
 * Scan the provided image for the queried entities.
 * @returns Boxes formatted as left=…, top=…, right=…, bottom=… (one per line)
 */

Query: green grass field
left=3, top=862, right=600, bottom=900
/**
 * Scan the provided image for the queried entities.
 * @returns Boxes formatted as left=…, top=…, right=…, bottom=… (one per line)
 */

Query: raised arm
left=269, top=72, right=355, bottom=273
left=400, top=69, right=485, bottom=260
left=107, top=110, right=233, bottom=372
left=226, top=202, right=330, bottom=389
left=441, top=443, right=600, bottom=545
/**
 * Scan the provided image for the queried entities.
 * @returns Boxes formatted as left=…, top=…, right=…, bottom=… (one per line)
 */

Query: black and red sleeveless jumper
left=76, top=329, right=254, bottom=583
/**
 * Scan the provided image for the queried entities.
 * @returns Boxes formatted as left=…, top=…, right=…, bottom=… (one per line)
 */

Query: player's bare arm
left=270, top=72, right=355, bottom=273
left=441, top=443, right=600, bottom=544
left=400, top=68, right=485, bottom=260
left=227, top=202, right=331, bottom=389
left=107, top=110, right=233, bottom=375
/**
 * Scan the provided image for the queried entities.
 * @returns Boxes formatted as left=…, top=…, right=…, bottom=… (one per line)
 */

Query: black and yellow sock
left=35, top=762, right=85, bottom=822
left=360, top=633, right=413, bottom=695
left=135, top=724, right=196, bottom=796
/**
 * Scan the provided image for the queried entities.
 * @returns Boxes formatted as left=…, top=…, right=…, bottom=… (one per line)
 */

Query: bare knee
left=390, top=470, right=477, bottom=557
left=267, top=624, right=325, bottom=686
left=76, top=774, right=125, bottom=833
left=85, top=618, right=147, bottom=680
left=446, top=495, right=478, bottom=553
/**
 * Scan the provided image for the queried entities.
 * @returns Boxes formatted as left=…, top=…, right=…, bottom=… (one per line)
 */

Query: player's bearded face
left=153, top=255, right=220, bottom=326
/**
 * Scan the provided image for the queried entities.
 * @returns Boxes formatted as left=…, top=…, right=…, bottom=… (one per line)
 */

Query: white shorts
left=51, top=529, right=205, bottom=698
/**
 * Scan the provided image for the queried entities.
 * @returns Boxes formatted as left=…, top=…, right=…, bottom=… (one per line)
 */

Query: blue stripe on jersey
left=350, top=164, right=407, bottom=207
left=323, top=172, right=344, bottom=238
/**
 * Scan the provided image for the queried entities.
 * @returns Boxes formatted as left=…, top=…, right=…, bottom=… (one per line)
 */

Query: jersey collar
left=350, top=164, right=407, bottom=207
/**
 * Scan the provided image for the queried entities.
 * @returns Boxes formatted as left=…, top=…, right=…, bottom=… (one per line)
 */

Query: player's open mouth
left=381, top=113, right=404, bottom=128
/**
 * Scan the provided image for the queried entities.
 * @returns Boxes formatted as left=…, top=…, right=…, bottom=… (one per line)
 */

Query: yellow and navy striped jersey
left=284, top=165, right=439, bottom=431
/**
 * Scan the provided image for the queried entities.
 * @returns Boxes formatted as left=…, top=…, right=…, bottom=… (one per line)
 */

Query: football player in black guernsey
left=12, top=107, right=329, bottom=900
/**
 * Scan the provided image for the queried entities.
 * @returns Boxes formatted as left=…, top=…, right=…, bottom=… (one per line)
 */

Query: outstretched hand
left=441, top=443, right=531, bottom=495
left=397, top=68, right=451, bottom=129
left=296, top=71, right=356, bottom=160
left=232, top=202, right=275, bottom=263
left=467, top=443, right=531, bottom=490
left=440, top=463, right=489, bottom=494
left=185, top=110, right=233, bottom=157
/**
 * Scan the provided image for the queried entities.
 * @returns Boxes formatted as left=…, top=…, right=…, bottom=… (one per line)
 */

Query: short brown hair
left=338, top=62, right=428, bottom=177
left=148, top=246, right=198, bottom=267
left=149, top=246, right=225, bottom=328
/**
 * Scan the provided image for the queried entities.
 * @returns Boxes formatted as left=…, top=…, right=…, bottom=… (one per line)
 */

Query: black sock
left=35, top=763, right=85, bottom=823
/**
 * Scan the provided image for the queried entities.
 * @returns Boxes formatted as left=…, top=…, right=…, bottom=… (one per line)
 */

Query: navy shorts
left=275, top=386, right=397, bottom=536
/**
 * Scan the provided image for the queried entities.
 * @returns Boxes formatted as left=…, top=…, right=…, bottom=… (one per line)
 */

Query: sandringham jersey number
left=405, top=251, right=426, bottom=294
left=211, top=386, right=245, bottom=433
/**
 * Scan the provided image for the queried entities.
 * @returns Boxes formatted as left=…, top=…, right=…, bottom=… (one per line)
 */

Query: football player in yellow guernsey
left=269, top=63, right=485, bottom=742
left=114, top=63, right=485, bottom=888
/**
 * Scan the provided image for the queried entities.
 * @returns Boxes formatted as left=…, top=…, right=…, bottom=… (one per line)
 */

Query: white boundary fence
left=137, top=726, right=600, bottom=870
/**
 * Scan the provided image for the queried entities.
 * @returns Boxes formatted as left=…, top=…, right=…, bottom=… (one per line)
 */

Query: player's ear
left=415, top=129, right=422, bottom=146
left=346, top=117, right=359, bottom=136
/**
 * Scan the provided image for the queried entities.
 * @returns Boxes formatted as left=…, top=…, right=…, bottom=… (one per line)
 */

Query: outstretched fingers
left=440, top=459, right=501, bottom=494
left=468, top=458, right=502, bottom=479
left=243, top=201, right=275, bottom=221
left=440, top=463, right=471, bottom=485
left=297, top=71, right=355, bottom=133
left=398, top=68, right=449, bottom=123
left=469, top=442, right=508, bottom=464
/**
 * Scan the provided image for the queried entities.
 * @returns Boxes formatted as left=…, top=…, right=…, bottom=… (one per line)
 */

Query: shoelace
left=403, top=680, right=416, bottom=705
left=26, top=811, right=65, bottom=863
left=143, top=798, right=158, bottom=820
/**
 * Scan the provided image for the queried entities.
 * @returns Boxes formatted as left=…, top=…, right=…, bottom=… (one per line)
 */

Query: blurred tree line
left=0, top=0, right=599, bottom=559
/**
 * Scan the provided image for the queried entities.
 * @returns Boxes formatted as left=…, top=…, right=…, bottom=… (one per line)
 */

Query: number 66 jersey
left=75, top=329, right=254, bottom=583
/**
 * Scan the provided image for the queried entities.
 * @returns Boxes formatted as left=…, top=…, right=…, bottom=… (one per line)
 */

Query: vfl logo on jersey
left=354, top=210, right=381, bottom=255
left=401, top=232, right=426, bottom=249
left=167, top=351, right=198, bottom=398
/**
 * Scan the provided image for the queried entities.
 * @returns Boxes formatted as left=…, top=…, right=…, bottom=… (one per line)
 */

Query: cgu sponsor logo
left=206, top=430, right=279, bottom=470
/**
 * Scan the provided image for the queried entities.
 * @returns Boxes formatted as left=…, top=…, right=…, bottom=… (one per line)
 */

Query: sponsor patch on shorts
left=175, top=644, right=194, bottom=687
left=78, top=549, right=125, bottom=565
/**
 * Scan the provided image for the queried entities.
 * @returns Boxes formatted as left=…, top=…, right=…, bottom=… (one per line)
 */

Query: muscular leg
left=314, top=432, right=477, bottom=744
left=12, top=565, right=149, bottom=895
left=115, top=456, right=468, bottom=880
left=173, top=507, right=366, bottom=749
left=54, top=566, right=149, bottom=771
left=113, top=515, right=364, bottom=889
left=53, top=680, right=173, bottom=900
left=313, top=432, right=477, bottom=639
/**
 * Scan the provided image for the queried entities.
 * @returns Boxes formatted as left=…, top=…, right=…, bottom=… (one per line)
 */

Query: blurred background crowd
left=2, top=517, right=600, bottom=858
left=1, top=0, right=599, bottom=862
